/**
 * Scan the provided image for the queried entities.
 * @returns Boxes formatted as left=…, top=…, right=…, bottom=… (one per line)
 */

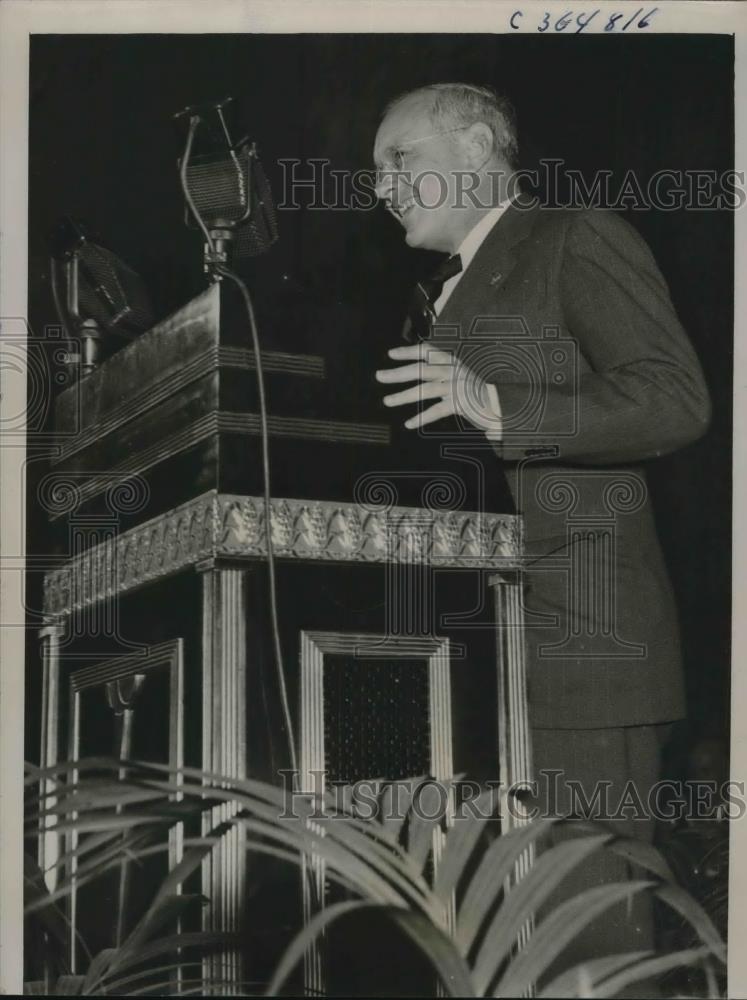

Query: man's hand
left=375, top=343, right=503, bottom=439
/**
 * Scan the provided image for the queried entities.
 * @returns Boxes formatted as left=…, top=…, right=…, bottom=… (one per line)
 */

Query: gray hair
left=384, top=83, right=519, bottom=169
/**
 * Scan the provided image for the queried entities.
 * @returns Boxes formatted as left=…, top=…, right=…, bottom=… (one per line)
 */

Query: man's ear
left=462, top=122, right=495, bottom=170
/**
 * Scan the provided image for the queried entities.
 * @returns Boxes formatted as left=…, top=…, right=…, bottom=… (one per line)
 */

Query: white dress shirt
left=432, top=200, right=512, bottom=440
left=432, top=200, right=512, bottom=316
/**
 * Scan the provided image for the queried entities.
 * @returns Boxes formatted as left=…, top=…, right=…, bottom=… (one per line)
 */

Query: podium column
left=198, top=562, right=249, bottom=994
left=490, top=570, right=534, bottom=959
left=490, top=570, right=533, bottom=825
left=38, top=622, right=64, bottom=893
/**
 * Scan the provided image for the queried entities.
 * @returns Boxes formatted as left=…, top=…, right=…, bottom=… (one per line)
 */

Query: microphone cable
left=218, top=265, right=321, bottom=924
left=215, top=264, right=299, bottom=781
left=175, top=107, right=321, bottom=929
left=177, top=115, right=298, bottom=780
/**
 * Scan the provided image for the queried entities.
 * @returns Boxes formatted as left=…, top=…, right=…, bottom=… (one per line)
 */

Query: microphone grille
left=183, top=143, right=278, bottom=257
left=77, top=243, right=154, bottom=333
left=185, top=146, right=252, bottom=224
left=235, top=154, right=278, bottom=257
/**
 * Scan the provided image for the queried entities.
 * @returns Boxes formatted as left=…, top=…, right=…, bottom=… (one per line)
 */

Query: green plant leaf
left=34, top=785, right=166, bottom=817
left=127, top=818, right=234, bottom=929
left=471, top=833, right=612, bottom=995
left=115, top=759, right=304, bottom=813
left=243, top=836, right=363, bottom=900
left=27, top=759, right=727, bottom=1000
left=108, top=930, right=238, bottom=973
left=654, top=883, right=726, bottom=962
left=407, top=780, right=445, bottom=872
left=82, top=948, right=118, bottom=994
left=388, top=907, right=476, bottom=997
left=434, top=788, right=499, bottom=905
left=86, top=958, right=201, bottom=995
left=318, top=812, right=436, bottom=914
left=265, top=898, right=374, bottom=995
left=266, top=900, right=476, bottom=999
left=117, top=894, right=207, bottom=971
left=378, top=780, right=412, bottom=844
left=125, top=768, right=428, bottom=902
left=238, top=805, right=437, bottom=916
left=494, top=881, right=655, bottom=997
left=53, top=974, right=86, bottom=994
left=38, top=815, right=172, bottom=836
left=43, top=826, right=142, bottom=877
left=124, top=972, right=267, bottom=997
left=606, top=834, right=676, bottom=882
left=590, top=946, right=713, bottom=998
left=538, top=950, right=653, bottom=998
left=25, top=836, right=174, bottom=915
left=563, top=820, right=677, bottom=884
left=24, top=853, right=77, bottom=963
left=238, top=814, right=405, bottom=907
left=47, top=827, right=158, bottom=895
left=455, top=817, right=558, bottom=954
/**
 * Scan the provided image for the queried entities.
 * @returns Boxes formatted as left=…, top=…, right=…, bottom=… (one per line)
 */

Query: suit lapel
left=436, top=198, right=541, bottom=330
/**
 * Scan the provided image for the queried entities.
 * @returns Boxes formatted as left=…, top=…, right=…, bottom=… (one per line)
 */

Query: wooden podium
left=37, top=280, right=528, bottom=993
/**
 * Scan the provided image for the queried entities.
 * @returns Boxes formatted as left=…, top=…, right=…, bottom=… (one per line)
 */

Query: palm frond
left=494, top=882, right=655, bottom=997
left=471, top=834, right=614, bottom=994
left=25, top=759, right=727, bottom=998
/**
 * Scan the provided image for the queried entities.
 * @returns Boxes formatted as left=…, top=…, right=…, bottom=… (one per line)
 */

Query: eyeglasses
left=374, top=126, right=470, bottom=186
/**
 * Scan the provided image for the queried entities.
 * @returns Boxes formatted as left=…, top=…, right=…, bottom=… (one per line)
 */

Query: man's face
left=373, top=96, right=468, bottom=253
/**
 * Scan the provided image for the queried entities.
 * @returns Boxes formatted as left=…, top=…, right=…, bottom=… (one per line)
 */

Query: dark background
left=26, top=33, right=733, bottom=771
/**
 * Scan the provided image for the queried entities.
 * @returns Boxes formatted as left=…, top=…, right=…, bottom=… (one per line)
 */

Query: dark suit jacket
left=421, top=200, right=711, bottom=729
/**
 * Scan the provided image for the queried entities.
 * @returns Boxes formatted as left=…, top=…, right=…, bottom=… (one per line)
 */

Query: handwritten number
left=638, top=7, right=658, bottom=27
left=575, top=10, right=599, bottom=32
left=622, top=7, right=643, bottom=30
left=512, top=6, right=654, bottom=33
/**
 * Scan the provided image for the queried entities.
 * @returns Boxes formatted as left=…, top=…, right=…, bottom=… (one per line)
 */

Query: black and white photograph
left=1, top=1, right=745, bottom=996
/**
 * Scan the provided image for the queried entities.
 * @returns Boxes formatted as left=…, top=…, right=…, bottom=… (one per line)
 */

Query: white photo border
left=1, top=1, right=745, bottom=995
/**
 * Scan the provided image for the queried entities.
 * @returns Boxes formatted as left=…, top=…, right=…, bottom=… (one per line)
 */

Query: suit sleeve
left=491, top=210, right=712, bottom=464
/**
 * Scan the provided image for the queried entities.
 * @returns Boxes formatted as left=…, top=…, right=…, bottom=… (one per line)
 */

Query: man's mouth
left=394, top=195, right=417, bottom=220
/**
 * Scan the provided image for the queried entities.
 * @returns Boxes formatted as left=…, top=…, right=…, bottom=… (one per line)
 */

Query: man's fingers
left=422, top=349, right=453, bottom=367
left=376, top=362, right=449, bottom=384
left=383, top=382, right=445, bottom=409
left=404, top=398, right=454, bottom=430
left=387, top=344, right=427, bottom=361
left=376, top=361, right=425, bottom=384
left=388, top=345, right=453, bottom=366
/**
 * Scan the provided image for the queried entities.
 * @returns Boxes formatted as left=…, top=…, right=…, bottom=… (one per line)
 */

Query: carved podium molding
left=43, top=490, right=522, bottom=617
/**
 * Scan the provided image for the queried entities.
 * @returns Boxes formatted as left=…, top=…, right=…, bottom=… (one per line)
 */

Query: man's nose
left=374, top=169, right=395, bottom=203
left=375, top=170, right=412, bottom=210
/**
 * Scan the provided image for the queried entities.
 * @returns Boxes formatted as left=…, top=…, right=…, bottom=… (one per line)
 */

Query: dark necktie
left=404, top=253, right=463, bottom=343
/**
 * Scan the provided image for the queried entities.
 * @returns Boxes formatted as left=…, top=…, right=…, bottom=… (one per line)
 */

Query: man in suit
left=373, top=83, right=711, bottom=979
